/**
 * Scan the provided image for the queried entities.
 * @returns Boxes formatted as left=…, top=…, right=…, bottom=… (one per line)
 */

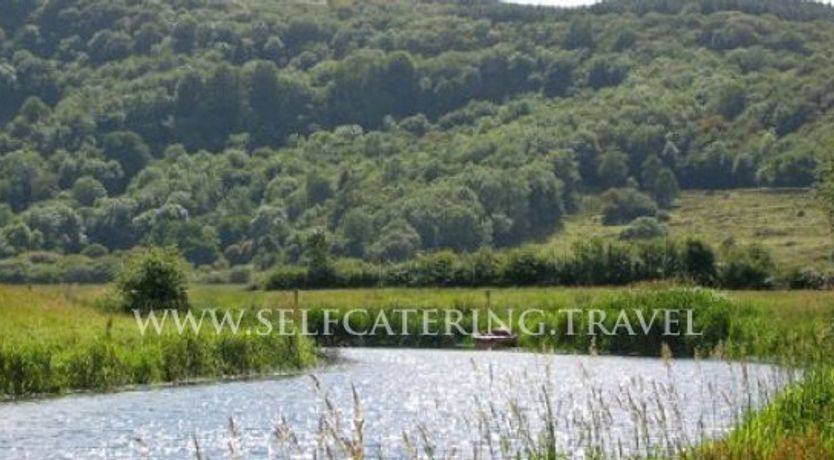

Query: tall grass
left=0, top=285, right=317, bottom=398
left=272, top=286, right=829, bottom=363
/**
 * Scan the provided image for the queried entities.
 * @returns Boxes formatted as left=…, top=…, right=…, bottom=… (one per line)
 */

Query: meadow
left=547, top=189, right=833, bottom=271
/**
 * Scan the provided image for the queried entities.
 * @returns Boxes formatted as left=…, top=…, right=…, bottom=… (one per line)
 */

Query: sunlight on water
left=0, top=349, right=793, bottom=459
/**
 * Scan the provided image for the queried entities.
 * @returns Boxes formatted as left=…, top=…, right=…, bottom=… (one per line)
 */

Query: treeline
left=265, top=237, right=834, bottom=291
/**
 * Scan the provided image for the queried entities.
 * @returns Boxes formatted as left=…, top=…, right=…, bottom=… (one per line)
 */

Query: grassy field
left=0, top=285, right=317, bottom=398
left=548, top=188, right=833, bottom=271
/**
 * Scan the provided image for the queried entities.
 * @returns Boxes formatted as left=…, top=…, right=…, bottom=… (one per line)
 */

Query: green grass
left=189, top=284, right=834, bottom=360
left=547, top=188, right=834, bottom=271
left=0, top=285, right=317, bottom=398
left=687, top=362, right=834, bottom=460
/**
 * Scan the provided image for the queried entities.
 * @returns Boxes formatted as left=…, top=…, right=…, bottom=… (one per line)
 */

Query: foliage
left=600, top=188, right=658, bottom=225
left=116, top=247, right=190, bottom=313
left=619, top=216, right=667, bottom=240
left=264, top=237, right=784, bottom=290
left=0, top=0, right=831, bottom=267
left=718, top=243, right=776, bottom=289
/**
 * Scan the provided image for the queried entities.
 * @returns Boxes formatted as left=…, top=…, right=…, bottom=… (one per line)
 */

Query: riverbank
left=0, top=285, right=318, bottom=399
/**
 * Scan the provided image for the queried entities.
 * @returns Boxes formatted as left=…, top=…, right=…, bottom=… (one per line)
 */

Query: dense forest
left=1, top=0, right=834, bottom=281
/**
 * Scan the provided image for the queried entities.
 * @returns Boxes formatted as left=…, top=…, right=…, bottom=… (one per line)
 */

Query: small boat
left=473, top=327, right=518, bottom=350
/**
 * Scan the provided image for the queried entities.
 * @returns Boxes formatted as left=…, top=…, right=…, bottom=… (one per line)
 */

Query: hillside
left=1, top=0, right=834, bottom=272
left=548, top=188, right=833, bottom=270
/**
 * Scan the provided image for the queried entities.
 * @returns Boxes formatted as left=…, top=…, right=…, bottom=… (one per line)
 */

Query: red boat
left=473, top=327, right=518, bottom=350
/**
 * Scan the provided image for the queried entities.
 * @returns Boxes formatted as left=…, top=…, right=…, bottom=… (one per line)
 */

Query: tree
left=249, top=205, right=290, bottom=253
left=597, top=150, right=629, bottom=188
left=587, top=57, right=627, bottom=89
left=88, top=197, right=138, bottom=250
left=341, top=208, right=373, bottom=258
left=146, top=220, right=220, bottom=267
left=72, top=176, right=107, bottom=207
left=600, top=188, right=657, bottom=225
left=640, top=155, right=663, bottom=192
left=543, top=55, right=576, bottom=98
left=305, top=230, right=333, bottom=287
left=1, top=221, right=41, bottom=252
left=653, top=168, right=679, bottom=208
left=103, top=131, right=151, bottom=187
left=23, top=203, right=85, bottom=252
left=0, top=63, right=19, bottom=120
left=713, top=82, right=747, bottom=120
left=117, top=247, right=189, bottom=313
left=305, top=171, right=333, bottom=205
left=203, top=65, right=242, bottom=148
left=173, top=71, right=204, bottom=148
left=564, top=16, right=594, bottom=50
left=525, top=167, right=565, bottom=238
left=171, top=17, right=197, bottom=53
left=247, top=61, right=283, bottom=145
left=683, top=239, right=716, bottom=285
left=0, top=150, right=52, bottom=211
left=368, top=219, right=421, bottom=262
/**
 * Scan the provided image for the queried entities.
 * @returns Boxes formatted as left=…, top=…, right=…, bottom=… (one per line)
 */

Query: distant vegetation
left=1, top=0, right=834, bottom=276
left=264, top=235, right=828, bottom=290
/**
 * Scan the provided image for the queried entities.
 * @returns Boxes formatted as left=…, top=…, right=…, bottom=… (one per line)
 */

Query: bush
left=264, top=265, right=309, bottom=290
left=600, top=188, right=658, bottom=225
left=228, top=266, right=252, bottom=284
left=81, top=243, right=109, bottom=258
left=619, top=217, right=667, bottom=240
left=116, top=247, right=190, bottom=312
left=683, top=239, right=717, bottom=286
left=781, top=268, right=828, bottom=290
left=496, top=249, right=547, bottom=285
left=719, top=244, right=775, bottom=289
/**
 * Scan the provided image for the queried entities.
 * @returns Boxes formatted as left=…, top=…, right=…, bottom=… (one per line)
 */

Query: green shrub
left=116, top=247, right=190, bottom=312
left=81, top=243, right=109, bottom=258
left=228, top=266, right=252, bottom=284
left=782, top=268, right=829, bottom=290
left=719, top=244, right=775, bottom=289
left=501, top=248, right=558, bottom=286
left=683, top=239, right=717, bottom=286
left=264, top=265, right=309, bottom=290
left=619, top=217, right=667, bottom=240
left=600, top=188, right=658, bottom=225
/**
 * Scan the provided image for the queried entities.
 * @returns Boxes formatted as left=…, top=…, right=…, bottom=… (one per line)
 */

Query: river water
left=0, top=348, right=789, bottom=459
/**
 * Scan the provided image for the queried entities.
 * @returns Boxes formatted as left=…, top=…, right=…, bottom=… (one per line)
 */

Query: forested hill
left=1, top=0, right=834, bottom=268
